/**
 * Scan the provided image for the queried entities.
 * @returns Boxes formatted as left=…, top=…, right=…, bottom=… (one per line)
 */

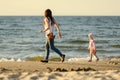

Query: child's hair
left=88, top=33, right=94, bottom=40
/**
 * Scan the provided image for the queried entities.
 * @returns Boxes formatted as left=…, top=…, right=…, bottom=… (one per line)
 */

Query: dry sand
left=0, top=60, right=120, bottom=80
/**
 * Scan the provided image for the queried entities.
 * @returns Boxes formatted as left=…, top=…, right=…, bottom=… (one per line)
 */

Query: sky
left=0, top=0, right=120, bottom=16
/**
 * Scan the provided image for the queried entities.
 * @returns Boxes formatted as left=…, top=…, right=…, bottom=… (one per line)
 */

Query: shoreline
left=0, top=55, right=120, bottom=62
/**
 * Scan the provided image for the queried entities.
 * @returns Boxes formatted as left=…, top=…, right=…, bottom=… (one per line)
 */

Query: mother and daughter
left=40, top=9, right=99, bottom=63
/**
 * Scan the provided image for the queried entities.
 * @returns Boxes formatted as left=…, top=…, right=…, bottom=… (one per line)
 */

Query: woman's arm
left=40, top=18, right=50, bottom=32
left=54, top=19, right=62, bottom=38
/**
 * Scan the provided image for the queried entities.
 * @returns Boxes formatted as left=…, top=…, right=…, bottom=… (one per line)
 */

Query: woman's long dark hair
left=44, top=9, right=55, bottom=25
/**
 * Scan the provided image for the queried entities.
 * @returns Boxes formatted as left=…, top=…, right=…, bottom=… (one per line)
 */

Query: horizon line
left=0, top=15, right=120, bottom=16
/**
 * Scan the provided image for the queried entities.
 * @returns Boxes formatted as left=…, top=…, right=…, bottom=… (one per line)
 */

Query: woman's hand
left=88, top=47, right=90, bottom=50
left=39, top=30, right=44, bottom=32
left=58, top=32, right=62, bottom=38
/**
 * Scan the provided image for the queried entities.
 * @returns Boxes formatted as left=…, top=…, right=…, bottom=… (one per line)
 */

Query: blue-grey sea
left=0, top=16, right=120, bottom=61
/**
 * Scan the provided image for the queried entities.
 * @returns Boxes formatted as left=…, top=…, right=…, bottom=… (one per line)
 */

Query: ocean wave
left=67, top=57, right=101, bottom=62
left=0, top=58, right=23, bottom=62
left=68, top=40, right=88, bottom=44
left=56, top=45, right=76, bottom=48
left=67, top=57, right=88, bottom=62
left=96, top=40, right=109, bottom=43
left=0, top=28, right=4, bottom=30
left=103, top=56, right=120, bottom=61
left=0, top=55, right=120, bottom=62
left=67, top=56, right=120, bottom=62
left=97, top=26, right=120, bottom=29
left=0, top=28, right=32, bottom=31
left=111, top=44, right=120, bottom=48
left=9, top=23, right=25, bottom=27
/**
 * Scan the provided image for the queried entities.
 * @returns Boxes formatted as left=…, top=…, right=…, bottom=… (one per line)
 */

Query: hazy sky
left=0, top=0, right=120, bottom=16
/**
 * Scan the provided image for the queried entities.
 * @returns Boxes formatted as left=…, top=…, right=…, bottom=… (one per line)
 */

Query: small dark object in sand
left=61, top=68, right=68, bottom=72
left=76, top=68, right=82, bottom=71
left=70, top=68, right=75, bottom=71
left=0, top=68, right=11, bottom=72
left=47, top=67, right=53, bottom=73
left=54, top=68, right=62, bottom=72
left=109, top=61, right=119, bottom=65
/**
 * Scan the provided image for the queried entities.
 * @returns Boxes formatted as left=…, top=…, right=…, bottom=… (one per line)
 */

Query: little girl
left=88, top=33, right=99, bottom=62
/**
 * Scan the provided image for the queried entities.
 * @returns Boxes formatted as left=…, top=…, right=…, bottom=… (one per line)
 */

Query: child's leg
left=93, top=51, right=99, bottom=61
left=88, top=51, right=92, bottom=62
left=95, top=55, right=99, bottom=61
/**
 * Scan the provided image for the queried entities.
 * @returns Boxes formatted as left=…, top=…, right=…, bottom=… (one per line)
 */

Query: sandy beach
left=0, top=60, right=120, bottom=80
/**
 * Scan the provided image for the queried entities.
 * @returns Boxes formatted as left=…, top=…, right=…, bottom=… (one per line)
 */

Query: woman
left=40, top=9, right=65, bottom=63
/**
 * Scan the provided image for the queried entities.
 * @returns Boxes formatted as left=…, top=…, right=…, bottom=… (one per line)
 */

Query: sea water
left=0, top=16, right=120, bottom=61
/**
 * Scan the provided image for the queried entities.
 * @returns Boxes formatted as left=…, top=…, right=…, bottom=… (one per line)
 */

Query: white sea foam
left=0, top=58, right=23, bottom=62
left=110, top=58, right=120, bottom=61
left=67, top=57, right=88, bottom=62
left=67, top=56, right=102, bottom=62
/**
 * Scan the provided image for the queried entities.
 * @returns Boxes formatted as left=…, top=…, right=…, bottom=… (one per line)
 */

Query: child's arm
left=88, top=41, right=91, bottom=50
